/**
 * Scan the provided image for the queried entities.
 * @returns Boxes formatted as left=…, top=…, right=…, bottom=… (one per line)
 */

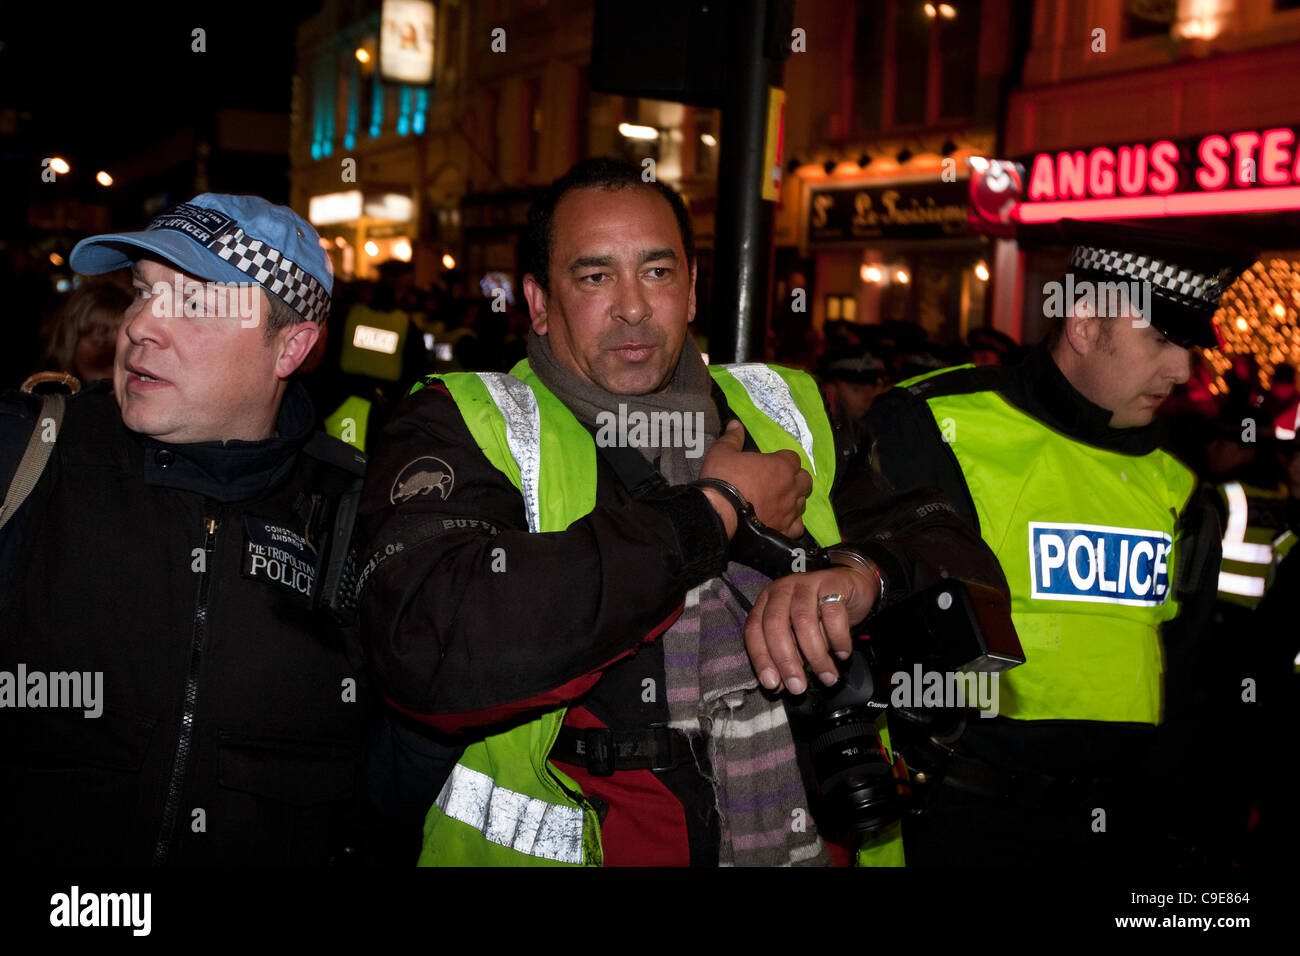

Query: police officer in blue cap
left=0, top=194, right=374, bottom=865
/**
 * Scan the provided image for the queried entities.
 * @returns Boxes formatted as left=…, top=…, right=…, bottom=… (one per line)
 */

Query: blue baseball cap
left=70, top=193, right=333, bottom=324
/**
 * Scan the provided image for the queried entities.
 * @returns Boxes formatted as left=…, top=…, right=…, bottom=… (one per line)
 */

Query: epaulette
left=898, top=364, right=1006, bottom=401
left=302, top=431, right=367, bottom=476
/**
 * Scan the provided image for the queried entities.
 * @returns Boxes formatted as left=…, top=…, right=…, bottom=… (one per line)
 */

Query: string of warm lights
left=1205, top=257, right=1300, bottom=392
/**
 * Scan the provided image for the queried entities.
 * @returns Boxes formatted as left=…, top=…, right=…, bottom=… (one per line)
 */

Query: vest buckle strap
left=553, top=724, right=694, bottom=776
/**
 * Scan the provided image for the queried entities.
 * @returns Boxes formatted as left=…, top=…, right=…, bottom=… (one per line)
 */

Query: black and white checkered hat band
left=1070, top=244, right=1230, bottom=310
left=210, top=228, right=329, bottom=324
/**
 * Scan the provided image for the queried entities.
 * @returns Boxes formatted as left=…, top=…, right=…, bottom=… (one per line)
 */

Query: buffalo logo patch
left=391, top=456, right=455, bottom=504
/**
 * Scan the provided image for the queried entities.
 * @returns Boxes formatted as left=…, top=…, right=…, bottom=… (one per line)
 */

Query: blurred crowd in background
left=10, top=264, right=1300, bottom=503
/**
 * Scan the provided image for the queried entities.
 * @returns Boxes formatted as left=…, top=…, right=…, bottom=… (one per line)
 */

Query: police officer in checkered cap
left=0, top=194, right=377, bottom=865
left=864, top=219, right=1258, bottom=866
left=1054, top=218, right=1258, bottom=350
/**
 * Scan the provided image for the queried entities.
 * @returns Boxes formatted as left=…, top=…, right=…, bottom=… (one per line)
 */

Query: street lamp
left=96, top=171, right=113, bottom=187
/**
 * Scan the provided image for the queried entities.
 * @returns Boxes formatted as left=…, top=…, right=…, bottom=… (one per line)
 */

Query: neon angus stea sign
left=1015, top=126, right=1300, bottom=222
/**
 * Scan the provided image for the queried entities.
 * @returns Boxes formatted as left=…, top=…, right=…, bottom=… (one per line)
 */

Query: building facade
left=1000, top=0, right=1300, bottom=382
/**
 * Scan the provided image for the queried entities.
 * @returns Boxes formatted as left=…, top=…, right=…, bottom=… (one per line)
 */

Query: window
left=575, top=66, right=590, bottom=160
left=853, top=4, right=886, bottom=131
left=853, top=0, right=983, bottom=135
left=1124, top=0, right=1173, bottom=38
left=938, top=0, right=980, bottom=119
left=894, top=3, right=930, bottom=127
left=524, top=77, right=542, bottom=173
left=695, top=110, right=718, bottom=176
left=826, top=294, right=857, bottom=321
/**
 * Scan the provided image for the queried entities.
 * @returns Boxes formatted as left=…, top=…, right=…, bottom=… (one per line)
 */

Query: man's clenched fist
left=699, top=420, right=812, bottom=538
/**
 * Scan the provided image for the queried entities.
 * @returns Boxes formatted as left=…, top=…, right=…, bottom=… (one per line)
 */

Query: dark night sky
left=1, top=1, right=322, bottom=175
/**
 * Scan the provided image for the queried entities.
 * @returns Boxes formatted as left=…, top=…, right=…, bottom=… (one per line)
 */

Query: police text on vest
left=1030, top=522, right=1172, bottom=605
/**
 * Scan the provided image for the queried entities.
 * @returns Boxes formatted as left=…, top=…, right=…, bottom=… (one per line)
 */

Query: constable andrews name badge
left=242, top=516, right=317, bottom=603
left=1029, top=522, right=1172, bottom=606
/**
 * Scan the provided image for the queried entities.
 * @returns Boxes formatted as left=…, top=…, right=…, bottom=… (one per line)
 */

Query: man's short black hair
left=523, top=157, right=695, bottom=295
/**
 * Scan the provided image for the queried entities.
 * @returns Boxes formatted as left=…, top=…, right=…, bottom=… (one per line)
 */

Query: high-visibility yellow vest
left=416, top=360, right=904, bottom=865
left=339, top=304, right=409, bottom=382
left=1215, top=480, right=1297, bottom=609
left=916, top=380, right=1195, bottom=724
left=324, top=395, right=371, bottom=452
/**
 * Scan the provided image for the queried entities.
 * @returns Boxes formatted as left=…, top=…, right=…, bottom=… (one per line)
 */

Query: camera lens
left=786, top=650, right=903, bottom=835
left=808, top=712, right=901, bottom=833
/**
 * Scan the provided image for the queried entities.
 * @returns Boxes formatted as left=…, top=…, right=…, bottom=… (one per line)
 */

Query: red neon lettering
left=1148, top=141, right=1179, bottom=193
left=1196, top=135, right=1231, bottom=190
left=1087, top=147, right=1116, bottom=197
left=1117, top=145, right=1148, bottom=196
left=1029, top=153, right=1056, bottom=201
left=1230, top=131, right=1261, bottom=187
left=1259, top=128, right=1294, bottom=186
left=1015, top=187, right=1300, bottom=223
left=1057, top=151, right=1088, bottom=199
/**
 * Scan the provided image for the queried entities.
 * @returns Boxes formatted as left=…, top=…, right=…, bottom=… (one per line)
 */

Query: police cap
left=1054, top=219, right=1258, bottom=349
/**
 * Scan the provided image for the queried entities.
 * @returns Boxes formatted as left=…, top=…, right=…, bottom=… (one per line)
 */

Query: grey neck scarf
left=526, top=330, right=721, bottom=485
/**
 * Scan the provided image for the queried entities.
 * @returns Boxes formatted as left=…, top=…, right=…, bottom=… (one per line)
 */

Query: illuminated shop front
left=305, top=189, right=416, bottom=279
left=1001, top=124, right=1300, bottom=388
left=776, top=143, right=997, bottom=357
left=997, top=5, right=1300, bottom=385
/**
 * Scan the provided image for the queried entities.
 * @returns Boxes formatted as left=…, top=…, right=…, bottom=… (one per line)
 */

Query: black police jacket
left=0, top=381, right=373, bottom=866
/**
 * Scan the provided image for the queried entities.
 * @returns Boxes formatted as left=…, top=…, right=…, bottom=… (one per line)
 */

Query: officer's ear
left=275, top=319, right=320, bottom=379
left=1062, top=296, right=1101, bottom=357
left=522, top=274, right=549, bottom=335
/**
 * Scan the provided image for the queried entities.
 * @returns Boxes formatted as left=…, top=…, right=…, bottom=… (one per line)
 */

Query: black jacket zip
left=152, top=506, right=220, bottom=865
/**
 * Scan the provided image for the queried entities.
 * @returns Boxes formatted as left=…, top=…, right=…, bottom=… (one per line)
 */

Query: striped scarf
left=664, top=563, right=832, bottom=866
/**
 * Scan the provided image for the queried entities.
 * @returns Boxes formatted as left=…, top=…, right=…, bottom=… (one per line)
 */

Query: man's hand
left=743, top=565, right=880, bottom=695
left=700, top=420, right=812, bottom=539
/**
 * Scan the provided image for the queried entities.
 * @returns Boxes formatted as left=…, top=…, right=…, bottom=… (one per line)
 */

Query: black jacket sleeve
left=843, top=386, right=1010, bottom=600
left=355, top=384, right=730, bottom=726
left=865, top=383, right=981, bottom=531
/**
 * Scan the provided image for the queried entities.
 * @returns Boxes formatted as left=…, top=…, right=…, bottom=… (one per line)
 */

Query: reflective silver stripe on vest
left=1221, top=481, right=1274, bottom=565
left=476, top=372, right=543, bottom=533
left=435, top=763, right=585, bottom=864
left=1217, top=569, right=1267, bottom=598
left=725, top=364, right=818, bottom=475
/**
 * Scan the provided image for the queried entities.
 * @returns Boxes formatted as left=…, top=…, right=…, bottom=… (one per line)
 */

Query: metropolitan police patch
left=242, top=516, right=318, bottom=604
left=1029, top=522, right=1172, bottom=606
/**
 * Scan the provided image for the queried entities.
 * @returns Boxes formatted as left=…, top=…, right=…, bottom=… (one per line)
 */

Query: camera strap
left=551, top=724, right=698, bottom=776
